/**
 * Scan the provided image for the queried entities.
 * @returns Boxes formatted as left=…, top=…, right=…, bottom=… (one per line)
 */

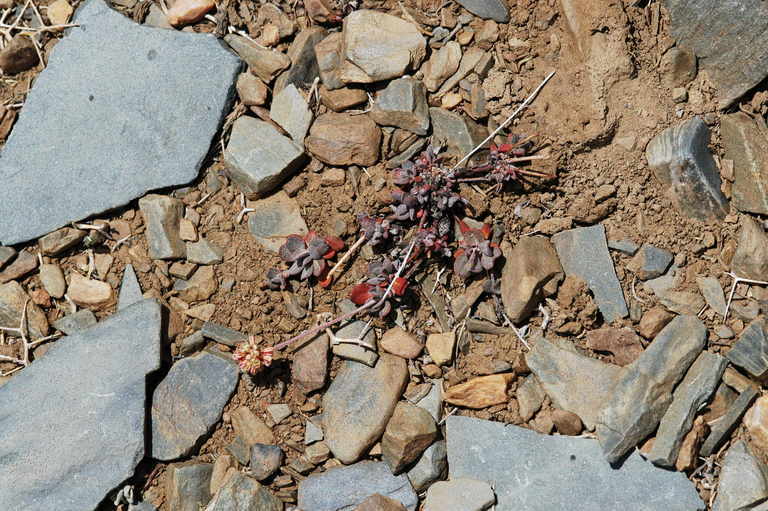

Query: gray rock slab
left=139, top=194, right=185, bottom=260
left=415, top=379, right=443, bottom=422
left=552, top=224, right=628, bottom=322
left=224, top=116, right=306, bottom=197
left=645, top=116, right=729, bottom=221
left=647, top=351, right=727, bottom=467
left=702, top=386, right=759, bottom=457
left=167, top=462, right=213, bottom=511
left=201, top=321, right=247, bottom=347
left=627, top=244, right=673, bottom=280
left=206, top=472, right=283, bottom=511
left=455, top=0, right=509, bottom=22
left=526, top=336, right=622, bottom=430
left=298, top=461, right=418, bottom=510
left=407, top=440, right=447, bottom=492
left=331, top=319, right=379, bottom=366
left=52, top=308, right=98, bottom=334
left=305, top=416, right=324, bottom=444
left=713, top=441, right=768, bottom=511
left=725, top=318, right=768, bottom=378
left=721, top=112, right=768, bottom=215
left=118, top=263, right=142, bottom=311
left=186, top=238, right=224, bottom=265
left=247, top=191, right=308, bottom=253
left=446, top=415, right=704, bottom=511
left=430, top=107, right=487, bottom=159
left=0, top=0, right=240, bottom=245
left=664, top=0, right=768, bottom=107
left=370, top=77, right=430, bottom=135
left=517, top=374, right=545, bottom=421
left=322, top=354, right=408, bottom=464
left=0, top=299, right=161, bottom=510
left=696, top=275, right=727, bottom=316
left=597, top=315, right=706, bottom=463
left=151, top=350, right=239, bottom=460
left=270, top=83, right=313, bottom=146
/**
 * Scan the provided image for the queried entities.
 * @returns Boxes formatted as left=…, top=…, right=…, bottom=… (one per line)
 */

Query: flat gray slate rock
left=0, top=0, right=240, bottom=245
left=446, top=416, right=704, bottom=511
left=0, top=299, right=162, bottom=511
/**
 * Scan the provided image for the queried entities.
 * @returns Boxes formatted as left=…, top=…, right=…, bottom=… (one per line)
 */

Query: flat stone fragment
left=186, top=238, right=223, bottom=265
left=455, top=0, right=509, bottom=22
left=552, top=224, right=628, bottom=322
left=0, top=281, right=49, bottom=338
left=721, top=112, right=768, bottom=214
left=713, top=441, right=768, bottom=511
left=298, top=461, right=418, bottom=510
left=39, top=263, right=66, bottom=298
left=166, top=462, right=213, bottom=511
left=501, top=235, right=562, bottom=323
left=117, top=263, right=143, bottom=310
left=139, top=194, right=185, bottom=260
left=0, top=299, right=161, bottom=510
left=322, top=355, right=408, bottom=464
left=151, top=351, right=240, bottom=460
left=424, top=479, right=495, bottom=511
left=725, top=319, right=768, bottom=378
left=0, top=0, right=240, bottom=245
left=206, top=472, right=283, bottom=511
left=645, top=116, right=729, bottom=221
left=647, top=351, right=727, bottom=467
left=250, top=443, right=283, bottom=481
left=270, top=83, right=313, bottom=145
left=597, top=315, right=706, bottom=463
left=732, top=216, right=768, bottom=281
left=224, top=116, right=306, bottom=197
left=701, top=386, right=759, bottom=456
left=274, top=27, right=326, bottom=92
left=429, top=107, right=487, bottom=159
left=696, top=275, right=727, bottom=316
left=421, top=41, right=462, bottom=92
left=305, top=112, right=381, bottom=166
left=381, top=402, right=438, bottom=474
left=201, top=321, right=247, bottom=346
left=224, top=34, right=289, bottom=83
left=0, top=250, right=38, bottom=283
left=38, top=227, right=86, bottom=256
left=407, top=440, right=447, bottom=491
left=370, top=77, right=430, bottom=135
left=52, top=308, right=97, bottom=334
left=446, top=416, right=704, bottom=511
left=664, top=0, right=768, bottom=107
left=331, top=319, right=379, bottom=366
left=517, top=374, right=546, bottom=421
left=415, top=379, right=443, bottom=422
left=626, top=244, right=673, bottom=280
left=292, top=332, right=329, bottom=393
left=526, top=337, right=621, bottom=430
left=67, top=273, right=114, bottom=306
left=315, top=33, right=344, bottom=90
left=248, top=191, right=308, bottom=253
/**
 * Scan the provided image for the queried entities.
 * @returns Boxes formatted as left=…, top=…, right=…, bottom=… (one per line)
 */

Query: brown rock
left=291, top=333, right=329, bottom=393
left=660, top=47, right=697, bottom=88
left=675, top=415, right=707, bottom=471
left=210, top=454, right=237, bottom=495
left=426, top=331, right=455, bottom=366
left=231, top=406, right=275, bottom=446
left=638, top=306, right=674, bottom=339
left=321, top=168, right=346, bottom=186
left=224, top=34, right=290, bottom=83
left=315, top=32, right=344, bottom=90
left=732, top=216, right=768, bottom=281
left=39, top=263, right=66, bottom=299
left=721, top=112, right=768, bottom=215
left=745, top=395, right=768, bottom=456
left=177, top=266, right=217, bottom=302
left=166, top=0, right=214, bottom=26
left=0, top=281, right=48, bottom=338
left=305, top=113, right=381, bottom=166
left=380, top=327, right=423, bottom=359
left=320, top=86, right=368, bottom=112
left=179, top=218, right=198, bottom=242
left=585, top=327, right=644, bottom=366
left=421, top=41, right=461, bottom=92
left=501, top=236, right=563, bottom=323
left=67, top=273, right=113, bottom=306
left=0, top=251, right=38, bottom=284
left=236, top=73, right=269, bottom=107
left=38, top=227, right=86, bottom=256
left=443, top=374, right=513, bottom=409
left=354, top=493, right=407, bottom=511
left=381, top=402, right=437, bottom=474
left=47, top=0, right=74, bottom=24
left=0, top=35, right=39, bottom=75
left=552, top=409, right=583, bottom=436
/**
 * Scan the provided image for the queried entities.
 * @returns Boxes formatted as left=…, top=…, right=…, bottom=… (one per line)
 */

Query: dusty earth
left=0, top=0, right=758, bottom=509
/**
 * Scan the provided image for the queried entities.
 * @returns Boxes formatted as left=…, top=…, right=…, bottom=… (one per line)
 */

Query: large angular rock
left=446, top=416, right=703, bottom=511
left=526, top=337, right=621, bottom=430
left=206, top=472, right=283, bottom=511
left=664, top=0, right=768, bottom=107
left=224, top=116, right=306, bottom=197
left=298, top=461, right=418, bottom=510
left=552, top=224, right=628, bottom=322
left=731, top=216, right=768, bottom=281
left=647, top=351, right=727, bottom=467
left=370, top=77, right=429, bottom=135
left=381, top=402, right=437, bottom=474
left=323, top=354, right=408, bottom=464
left=339, top=10, right=426, bottom=84
left=151, top=351, right=240, bottom=460
left=248, top=191, right=308, bottom=253
left=0, top=0, right=240, bottom=245
left=713, top=441, right=768, bottom=511
left=500, top=236, right=562, bottom=323
left=725, top=318, right=768, bottom=378
left=597, top=315, right=706, bottom=463
left=270, top=83, right=313, bottom=146
left=721, top=112, right=768, bottom=215
left=645, top=116, right=729, bottom=221
left=0, top=299, right=161, bottom=510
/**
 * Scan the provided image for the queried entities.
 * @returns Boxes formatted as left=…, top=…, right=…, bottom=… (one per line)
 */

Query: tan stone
left=638, top=306, right=674, bottom=339
left=426, top=331, right=455, bottom=366
left=166, top=0, right=214, bottom=26
left=305, top=113, right=381, bottom=166
left=381, top=402, right=437, bottom=474
left=501, top=236, right=563, bottom=323
left=745, top=395, right=768, bottom=456
left=210, top=454, right=237, bottom=495
left=47, top=0, right=73, bottom=25
left=443, top=374, right=513, bottom=409
left=231, top=406, right=275, bottom=446
left=421, top=41, right=461, bottom=92
left=67, top=273, right=113, bottom=306
left=380, top=327, right=423, bottom=359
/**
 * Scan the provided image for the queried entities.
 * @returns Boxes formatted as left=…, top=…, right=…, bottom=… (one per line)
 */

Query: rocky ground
left=1, top=0, right=768, bottom=509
